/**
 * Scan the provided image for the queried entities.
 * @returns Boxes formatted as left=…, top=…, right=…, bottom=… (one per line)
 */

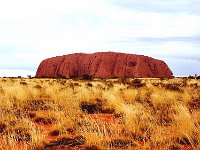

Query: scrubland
left=0, top=77, right=199, bottom=150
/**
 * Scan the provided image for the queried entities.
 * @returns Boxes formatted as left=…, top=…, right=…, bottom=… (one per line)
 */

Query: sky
left=0, top=0, right=200, bottom=77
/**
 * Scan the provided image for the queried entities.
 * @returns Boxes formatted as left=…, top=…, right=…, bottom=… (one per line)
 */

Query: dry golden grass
left=0, top=77, right=199, bottom=150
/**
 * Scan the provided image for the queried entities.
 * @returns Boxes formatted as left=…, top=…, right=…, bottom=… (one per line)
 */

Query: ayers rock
left=35, top=52, right=173, bottom=78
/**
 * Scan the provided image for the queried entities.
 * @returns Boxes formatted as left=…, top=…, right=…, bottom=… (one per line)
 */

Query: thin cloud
left=113, top=0, right=200, bottom=15
left=129, top=36, right=200, bottom=45
left=162, top=56, right=200, bottom=76
left=0, top=69, right=35, bottom=77
left=107, top=36, right=200, bottom=43
left=160, top=55, right=200, bottom=63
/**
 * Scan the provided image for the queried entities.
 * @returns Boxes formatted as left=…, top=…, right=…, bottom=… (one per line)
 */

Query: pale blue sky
left=0, top=0, right=200, bottom=77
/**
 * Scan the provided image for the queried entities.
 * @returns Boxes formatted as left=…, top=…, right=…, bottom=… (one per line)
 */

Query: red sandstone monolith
left=35, top=52, right=173, bottom=78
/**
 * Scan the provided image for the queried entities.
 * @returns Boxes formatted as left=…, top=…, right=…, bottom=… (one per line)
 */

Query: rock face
left=35, top=52, right=173, bottom=78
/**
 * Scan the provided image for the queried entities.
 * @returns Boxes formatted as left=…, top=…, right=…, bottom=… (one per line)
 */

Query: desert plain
left=0, top=77, right=199, bottom=150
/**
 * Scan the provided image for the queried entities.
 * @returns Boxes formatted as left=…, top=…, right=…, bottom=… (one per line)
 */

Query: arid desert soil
left=0, top=77, right=199, bottom=150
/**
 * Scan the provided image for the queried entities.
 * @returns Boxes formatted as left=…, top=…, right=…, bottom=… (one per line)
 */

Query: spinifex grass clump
left=0, top=77, right=199, bottom=150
